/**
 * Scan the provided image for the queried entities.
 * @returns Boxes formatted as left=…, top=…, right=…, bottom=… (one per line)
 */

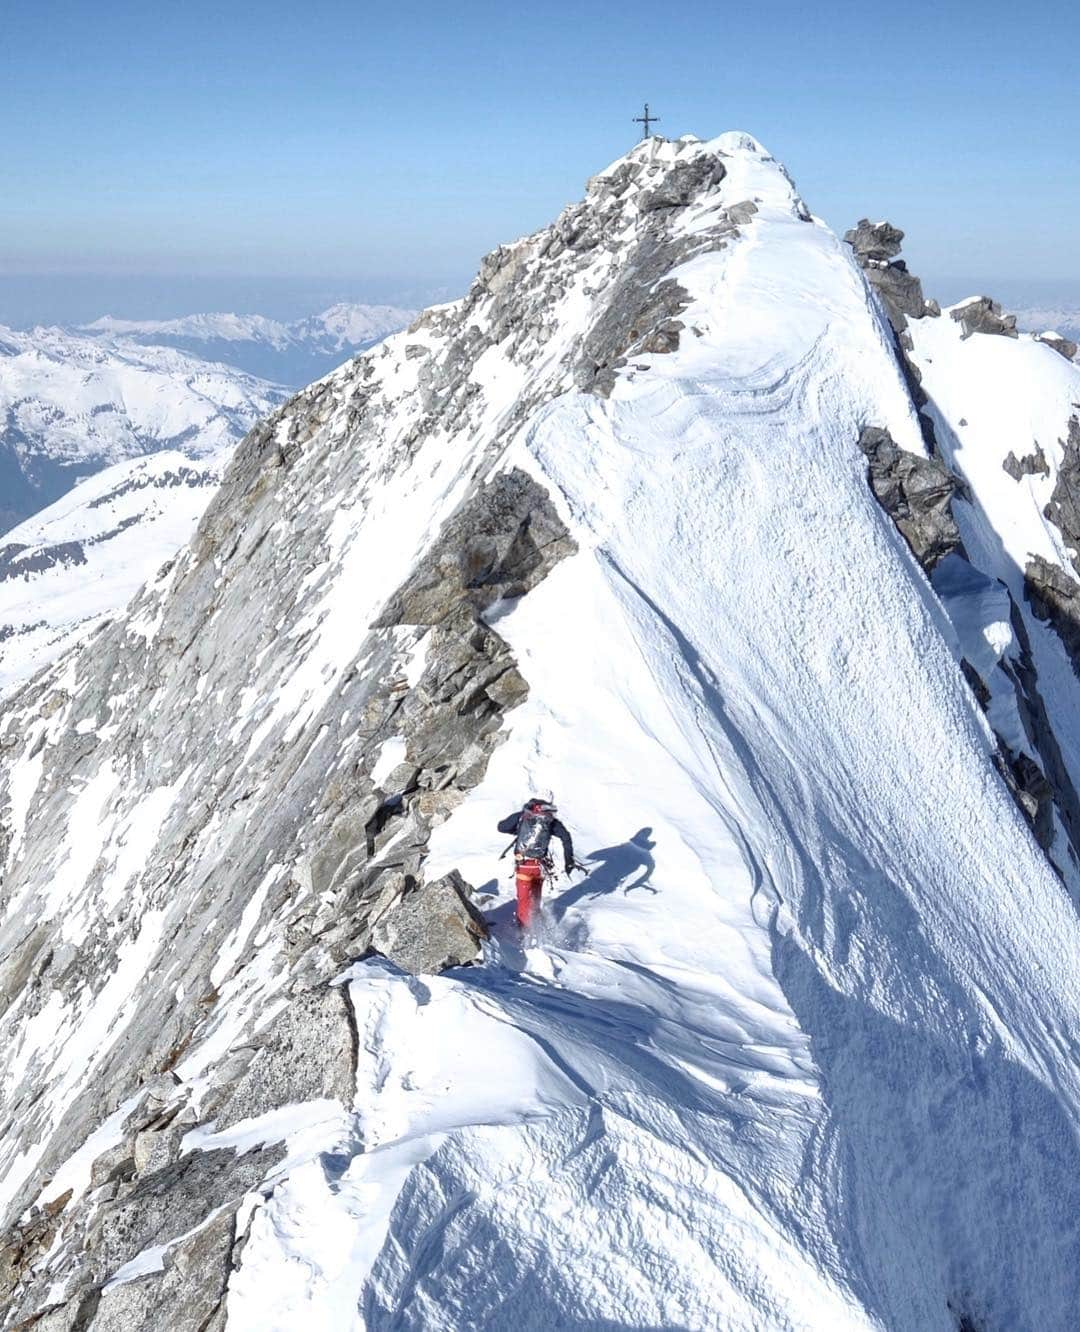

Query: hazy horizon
left=1, top=270, right=1079, bottom=334
left=4, top=0, right=1078, bottom=332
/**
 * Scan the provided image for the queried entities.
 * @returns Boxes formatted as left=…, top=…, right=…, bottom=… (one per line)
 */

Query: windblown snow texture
left=2, top=135, right=1080, bottom=1332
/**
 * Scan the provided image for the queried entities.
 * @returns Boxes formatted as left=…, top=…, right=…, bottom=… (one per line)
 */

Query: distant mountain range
left=0, top=324, right=283, bottom=535
left=0, top=303, right=415, bottom=535
left=80, top=302, right=416, bottom=386
left=1011, top=304, right=1080, bottom=341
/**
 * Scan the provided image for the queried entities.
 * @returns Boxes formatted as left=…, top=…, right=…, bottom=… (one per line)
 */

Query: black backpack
left=515, top=803, right=555, bottom=858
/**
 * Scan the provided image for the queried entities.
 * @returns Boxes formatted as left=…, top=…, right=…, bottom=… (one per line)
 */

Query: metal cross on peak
left=633, top=102, right=660, bottom=139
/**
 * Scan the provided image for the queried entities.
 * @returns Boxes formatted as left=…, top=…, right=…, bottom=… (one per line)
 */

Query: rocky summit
left=2, top=133, right=1080, bottom=1331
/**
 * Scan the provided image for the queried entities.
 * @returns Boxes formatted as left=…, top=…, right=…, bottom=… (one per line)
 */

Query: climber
left=497, top=793, right=578, bottom=928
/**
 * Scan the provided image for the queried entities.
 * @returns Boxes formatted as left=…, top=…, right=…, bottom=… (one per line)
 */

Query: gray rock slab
left=88, top=1202, right=237, bottom=1332
left=859, top=426, right=962, bottom=569
left=950, top=296, right=1019, bottom=339
left=1035, top=331, right=1078, bottom=362
left=844, top=218, right=904, bottom=262
left=206, top=984, right=356, bottom=1131
left=371, top=871, right=489, bottom=975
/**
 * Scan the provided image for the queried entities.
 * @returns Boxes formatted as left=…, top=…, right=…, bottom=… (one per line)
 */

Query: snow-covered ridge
left=2, top=132, right=1080, bottom=1331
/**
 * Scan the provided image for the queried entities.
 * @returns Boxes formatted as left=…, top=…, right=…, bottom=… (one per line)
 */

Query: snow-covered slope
left=2, top=134, right=1080, bottom=1332
left=0, top=450, right=224, bottom=695
left=905, top=304, right=1080, bottom=867
left=0, top=325, right=281, bottom=533
left=82, top=303, right=416, bottom=387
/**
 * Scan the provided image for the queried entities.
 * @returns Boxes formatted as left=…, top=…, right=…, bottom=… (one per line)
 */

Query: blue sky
left=2, top=0, right=1078, bottom=321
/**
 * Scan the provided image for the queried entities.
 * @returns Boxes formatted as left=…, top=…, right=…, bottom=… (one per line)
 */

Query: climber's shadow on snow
left=555, top=827, right=658, bottom=918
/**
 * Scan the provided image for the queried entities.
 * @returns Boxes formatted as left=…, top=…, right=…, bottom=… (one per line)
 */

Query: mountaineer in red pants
left=497, top=793, right=578, bottom=928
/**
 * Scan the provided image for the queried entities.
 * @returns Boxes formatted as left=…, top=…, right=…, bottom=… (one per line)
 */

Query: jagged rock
left=1035, top=331, right=1078, bottom=362
left=1026, top=555, right=1080, bottom=676
left=1043, top=416, right=1080, bottom=574
left=85, top=1207, right=235, bottom=1331
left=132, top=1124, right=186, bottom=1177
left=1010, top=752, right=1055, bottom=846
left=42, top=1191, right=243, bottom=1332
left=297, top=800, right=381, bottom=900
left=0, top=1192, right=71, bottom=1308
left=950, top=296, right=1018, bottom=340
left=577, top=274, right=696, bottom=396
left=844, top=220, right=928, bottom=332
left=370, top=870, right=489, bottom=974
left=571, top=156, right=750, bottom=397
left=204, top=985, right=356, bottom=1130
left=638, top=156, right=725, bottom=212
left=924, top=299, right=941, bottom=317
left=867, top=263, right=927, bottom=331
left=89, top=1146, right=280, bottom=1284
left=374, top=469, right=575, bottom=628
left=932, top=554, right=1080, bottom=863
left=1003, top=445, right=1050, bottom=481
left=844, top=219, right=904, bottom=263
left=89, top=1139, right=136, bottom=1190
left=859, top=426, right=962, bottom=568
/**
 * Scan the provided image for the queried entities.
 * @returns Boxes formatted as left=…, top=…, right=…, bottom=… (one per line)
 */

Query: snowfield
left=0, top=450, right=225, bottom=694
left=2, top=133, right=1080, bottom=1331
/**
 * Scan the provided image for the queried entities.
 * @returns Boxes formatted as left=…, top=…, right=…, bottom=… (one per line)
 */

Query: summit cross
left=633, top=103, right=659, bottom=139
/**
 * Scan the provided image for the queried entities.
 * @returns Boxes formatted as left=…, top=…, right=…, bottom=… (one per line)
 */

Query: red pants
left=515, top=858, right=544, bottom=927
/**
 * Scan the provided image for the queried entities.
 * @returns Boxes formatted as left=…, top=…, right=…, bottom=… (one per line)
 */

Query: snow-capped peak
left=82, top=312, right=292, bottom=346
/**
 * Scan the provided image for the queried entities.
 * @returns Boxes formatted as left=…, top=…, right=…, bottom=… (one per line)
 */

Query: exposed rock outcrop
left=844, top=220, right=929, bottom=331
left=1003, top=444, right=1050, bottom=480
left=858, top=425, right=962, bottom=568
left=1042, top=415, right=1080, bottom=572
left=1035, top=331, right=1078, bottom=362
left=638, top=155, right=726, bottom=212
left=16, top=1145, right=282, bottom=1332
left=0, top=541, right=87, bottom=582
left=859, top=426, right=1077, bottom=865
left=374, top=468, right=574, bottom=628
left=370, top=870, right=489, bottom=974
left=845, top=218, right=903, bottom=263
left=950, top=296, right=1019, bottom=340
left=1025, top=555, right=1080, bottom=674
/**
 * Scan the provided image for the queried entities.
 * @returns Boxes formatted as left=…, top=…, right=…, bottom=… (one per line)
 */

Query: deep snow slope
left=0, top=450, right=224, bottom=695
left=82, top=303, right=416, bottom=386
left=892, top=285, right=1080, bottom=893
left=0, top=324, right=282, bottom=532
left=2, top=135, right=1080, bottom=1332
